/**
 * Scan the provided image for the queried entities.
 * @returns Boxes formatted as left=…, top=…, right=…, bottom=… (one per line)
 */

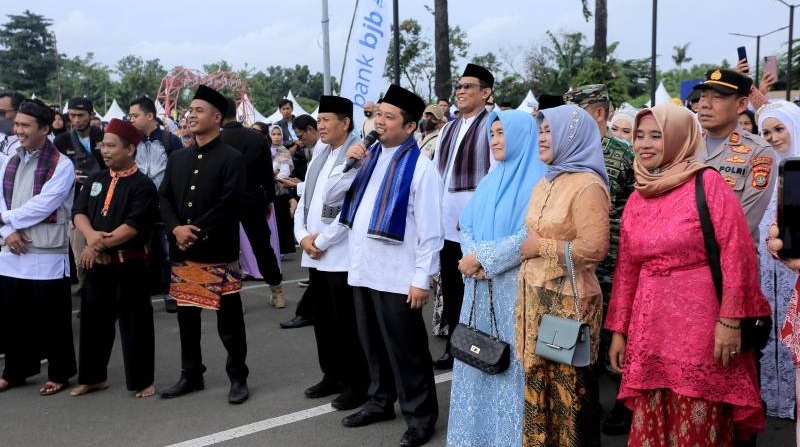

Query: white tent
left=102, top=99, right=126, bottom=122
left=310, top=106, right=319, bottom=119
left=236, top=94, right=270, bottom=125
left=264, top=90, right=310, bottom=123
left=516, top=90, right=538, bottom=113
left=644, top=81, right=674, bottom=107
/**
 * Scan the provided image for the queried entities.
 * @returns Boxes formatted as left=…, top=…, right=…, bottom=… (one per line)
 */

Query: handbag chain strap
left=564, top=241, right=582, bottom=322
left=467, top=278, right=501, bottom=338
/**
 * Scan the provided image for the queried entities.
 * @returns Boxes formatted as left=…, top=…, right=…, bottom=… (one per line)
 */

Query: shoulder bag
left=535, top=241, right=592, bottom=367
left=695, top=170, right=772, bottom=351
left=450, top=278, right=511, bottom=374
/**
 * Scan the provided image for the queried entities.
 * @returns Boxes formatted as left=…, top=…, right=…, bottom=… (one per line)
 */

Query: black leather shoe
left=432, top=352, right=453, bottom=370
left=400, top=428, right=434, bottom=447
left=280, top=315, right=313, bottom=329
left=160, top=375, right=204, bottom=399
left=602, top=401, right=632, bottom=436
left=304, top=377, right=343, bottom=398
left=331, top=388, right=367, bottom=411
left=341, top=409, right=396, bottom=427
left=164, top=298, right=178, bottom=314
left=228, top=380, right=249, bottom=405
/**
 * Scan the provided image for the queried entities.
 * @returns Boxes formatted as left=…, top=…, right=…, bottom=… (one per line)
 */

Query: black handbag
left=450, top=279, right=511, bottom=374
left=695, top=170, right=772, bottom=351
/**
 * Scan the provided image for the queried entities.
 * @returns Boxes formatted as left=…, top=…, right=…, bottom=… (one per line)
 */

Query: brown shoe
left=269, top=285, right=286, bottom=308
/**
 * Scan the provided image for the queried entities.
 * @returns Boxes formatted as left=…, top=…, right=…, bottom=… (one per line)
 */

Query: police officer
left=693, top=69, right=777, bottom=248
left=564, top=84, right=636, bottom=437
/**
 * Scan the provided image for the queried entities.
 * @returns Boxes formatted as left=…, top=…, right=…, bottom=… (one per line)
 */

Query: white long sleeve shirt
left=324, top=144, right=444, bottom=295
left=0, top=151, right=74, bottom=279
left=293, top=146, right=349, bottom=272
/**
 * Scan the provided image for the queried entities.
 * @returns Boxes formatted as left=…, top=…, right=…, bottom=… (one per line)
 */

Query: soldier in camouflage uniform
left=564, top=84, right=636, bottom=437
left=693, top=69, right=776, bottom=249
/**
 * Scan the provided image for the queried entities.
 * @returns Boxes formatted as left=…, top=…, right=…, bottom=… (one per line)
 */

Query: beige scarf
left=633, top=103, right=707, bottom=198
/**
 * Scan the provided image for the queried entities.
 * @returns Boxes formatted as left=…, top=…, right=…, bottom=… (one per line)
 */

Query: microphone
left=343, top=130, right=379, bottom=173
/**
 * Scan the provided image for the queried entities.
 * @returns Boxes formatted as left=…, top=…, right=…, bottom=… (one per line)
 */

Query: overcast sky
left=2, top=0, right=790, bottom=80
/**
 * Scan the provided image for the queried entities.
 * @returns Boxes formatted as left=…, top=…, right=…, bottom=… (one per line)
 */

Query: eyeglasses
left=295, top=130, right=305, bottom=140
left=455, top=83, right=481, bottom=91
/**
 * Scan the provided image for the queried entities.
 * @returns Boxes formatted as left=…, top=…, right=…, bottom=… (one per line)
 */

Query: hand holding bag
left=450, top=279, right=511, bottom=374
left=534, top=241, right=592, bottom=367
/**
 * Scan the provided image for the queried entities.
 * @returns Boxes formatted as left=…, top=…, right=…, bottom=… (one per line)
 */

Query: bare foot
left=135, top=384, right=156, bottom=398
left=69, top=381, right=110, bottom=397
left=0, top=378, right=10, bottom=392
left=40, top=381, right=68, bottom=396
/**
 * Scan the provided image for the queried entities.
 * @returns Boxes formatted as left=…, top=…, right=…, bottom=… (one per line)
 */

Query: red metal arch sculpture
left=156, top=67, right=251, bottom=122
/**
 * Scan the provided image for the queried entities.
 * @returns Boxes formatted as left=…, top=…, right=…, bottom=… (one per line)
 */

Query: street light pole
left=393, top=0, right=400, bottom=86
left=650, top=0, right=657, bottom=106
left=729, top=25, right=788, bottom=82
left=778, top=1, right=800, bottom=100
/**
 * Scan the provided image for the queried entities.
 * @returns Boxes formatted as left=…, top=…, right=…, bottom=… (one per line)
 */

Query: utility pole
left=393, top=0, right=400, bottom=86
left=321, top=0, right=332, bottom=95
left=650, top=0, right=657, bottom=106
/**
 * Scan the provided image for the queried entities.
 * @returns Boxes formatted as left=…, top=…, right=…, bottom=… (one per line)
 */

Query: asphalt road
left=0, top=255, right=794, bottom=446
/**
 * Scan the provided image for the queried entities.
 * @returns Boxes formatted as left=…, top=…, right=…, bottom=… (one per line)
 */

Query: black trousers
left=309, top=269, right=368, bottom=393
left=147, top=224, right=171, bottom=296
left=241, top=208, right=282, bottom=286
left=0, top=275, right=76, bottom=384
left=294, top=270, right=314, bottom=319
left=439, top=240, right=465, bottom=351
left=273, top=194, right=296, bottom=254
left=78, top=261, right=154, bottom=391
left=353, top=287, right=438, bottom=433
left=176, top=292, right=249, bottom=382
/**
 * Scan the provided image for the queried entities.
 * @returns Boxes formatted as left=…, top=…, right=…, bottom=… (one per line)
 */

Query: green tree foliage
left=384, top=19, right=468, bottom=101
left=113, top=55, right=166, bottom=105
left=48, top=52, right=113, bottom=109
left=0, top=10, right=58, bottom=93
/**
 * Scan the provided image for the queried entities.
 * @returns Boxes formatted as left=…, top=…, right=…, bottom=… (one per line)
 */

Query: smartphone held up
left=778, top=158, right=800, bottom=259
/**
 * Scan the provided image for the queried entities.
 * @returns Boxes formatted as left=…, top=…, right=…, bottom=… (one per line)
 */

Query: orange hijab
left=633, top=103, right=707, bottom=198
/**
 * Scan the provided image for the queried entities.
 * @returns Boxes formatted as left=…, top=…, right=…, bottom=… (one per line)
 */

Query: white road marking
left=163, top=372, right=453, bottom=447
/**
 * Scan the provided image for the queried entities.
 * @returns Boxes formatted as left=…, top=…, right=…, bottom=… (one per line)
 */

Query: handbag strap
left=466, top=278, right=501, bottom=338
left=694, top=169, right=724, bottom=302
left=564, top=241, right=582, bottom=322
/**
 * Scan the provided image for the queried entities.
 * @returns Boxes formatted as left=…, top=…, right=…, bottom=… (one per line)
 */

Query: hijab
left=460, top=110, right=546, bottom=240
left=610, top=102, right=638, bottom=127
left=632, top=102, right=706, bottom=198
left=757, top=100, right=800, bottom=160
left=536, top=104, right=609, bottom=186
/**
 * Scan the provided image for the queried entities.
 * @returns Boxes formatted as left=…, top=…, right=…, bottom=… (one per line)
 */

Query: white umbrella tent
left=516, top=90, right=538, bottom=113
left=101, top=99, right=126, bottom=122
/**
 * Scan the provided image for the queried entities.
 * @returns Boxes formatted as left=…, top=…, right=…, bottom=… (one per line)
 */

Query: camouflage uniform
left=564, top=84, right=636, bottom=302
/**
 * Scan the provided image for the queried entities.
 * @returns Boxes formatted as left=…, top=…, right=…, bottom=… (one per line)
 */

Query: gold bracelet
left=717, top=319, right=741, bottom=330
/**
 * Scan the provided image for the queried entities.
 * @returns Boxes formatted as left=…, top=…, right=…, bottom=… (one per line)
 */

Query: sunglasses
left=455, top=83, right=481, bottom=91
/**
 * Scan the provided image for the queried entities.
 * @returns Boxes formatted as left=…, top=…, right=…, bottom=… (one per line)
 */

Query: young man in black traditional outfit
left=158, top=85, right=249, bottom=404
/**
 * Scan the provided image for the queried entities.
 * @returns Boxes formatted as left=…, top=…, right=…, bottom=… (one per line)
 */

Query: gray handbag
left=534, top=241, right=591, bottom=367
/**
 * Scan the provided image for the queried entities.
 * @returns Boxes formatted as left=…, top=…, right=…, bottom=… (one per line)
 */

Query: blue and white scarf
left=339, top=137, right=420, bottom=243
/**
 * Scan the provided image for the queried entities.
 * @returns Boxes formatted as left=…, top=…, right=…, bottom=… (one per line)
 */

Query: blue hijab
left=460, top=110, right=546, bottom=241
left=537, top=104, right=609, bottom=186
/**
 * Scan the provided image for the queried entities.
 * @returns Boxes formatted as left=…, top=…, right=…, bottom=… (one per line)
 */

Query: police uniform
left=693, top=70, right=777, bottom=248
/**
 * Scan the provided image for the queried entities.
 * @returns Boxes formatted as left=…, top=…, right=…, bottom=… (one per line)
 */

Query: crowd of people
left=0, top=53, right=798, bottom=447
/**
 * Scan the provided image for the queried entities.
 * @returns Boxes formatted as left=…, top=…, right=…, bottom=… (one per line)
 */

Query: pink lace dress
left=605, top=169, right=771, bottom=434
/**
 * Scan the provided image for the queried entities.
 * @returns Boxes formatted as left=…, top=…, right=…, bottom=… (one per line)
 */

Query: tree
left=48, top=52, right=113, bottom=110
left=384, top=19, right=432, bottom=94
left=580, top=0, right=608, bottom=62
left=0, top=10, right=58, bottom=93
left=544, top=31, right=591, bottom=92
left=672, top=43, right=692, bottom=72
left=433, top=0, right=451, bottom=101
left=384, top=19, right=468, bottom=101
left=113, top=55, right=166, bottom=104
